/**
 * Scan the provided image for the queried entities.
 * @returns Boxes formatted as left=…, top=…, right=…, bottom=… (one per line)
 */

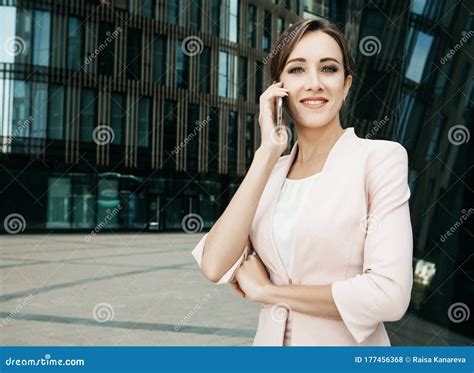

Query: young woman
left=192, top=18, right=413, bottom=346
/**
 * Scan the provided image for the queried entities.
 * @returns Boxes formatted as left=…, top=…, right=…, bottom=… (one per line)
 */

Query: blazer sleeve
left=191, top=233, right=254, bottom=285
left=331, top=143, right=413, bottom=344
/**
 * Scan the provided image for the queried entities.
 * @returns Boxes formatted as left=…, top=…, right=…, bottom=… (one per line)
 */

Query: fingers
left=230, top=280, right=245, bottom=298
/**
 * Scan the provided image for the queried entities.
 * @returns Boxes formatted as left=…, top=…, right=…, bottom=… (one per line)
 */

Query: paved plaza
left=0, top=233, right=471, bottom=346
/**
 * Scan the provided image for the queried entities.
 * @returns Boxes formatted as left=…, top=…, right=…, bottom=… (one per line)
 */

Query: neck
left=294, top=120, right=344, bottom=165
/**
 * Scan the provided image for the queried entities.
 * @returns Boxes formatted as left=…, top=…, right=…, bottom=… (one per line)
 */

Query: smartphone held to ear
left=276, top=96, right=283, bottom=131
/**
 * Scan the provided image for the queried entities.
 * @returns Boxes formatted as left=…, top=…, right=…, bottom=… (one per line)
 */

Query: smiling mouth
left=300, top=100, right=328, bottom=109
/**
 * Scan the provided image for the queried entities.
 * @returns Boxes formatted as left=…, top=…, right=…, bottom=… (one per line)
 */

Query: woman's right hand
left=258, top=81, right=290, bottom=155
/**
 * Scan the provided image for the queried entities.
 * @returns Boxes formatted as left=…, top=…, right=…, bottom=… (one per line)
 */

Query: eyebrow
left=285, top=57, right=341, bottom=66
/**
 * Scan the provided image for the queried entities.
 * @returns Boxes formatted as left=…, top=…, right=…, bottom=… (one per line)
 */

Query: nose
left=303, top=68, right=323, bottom=91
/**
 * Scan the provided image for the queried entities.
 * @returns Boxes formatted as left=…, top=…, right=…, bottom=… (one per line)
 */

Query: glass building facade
left=0, top=0, right=302, bottom=232
left=0, top=0, right=472, bottom=343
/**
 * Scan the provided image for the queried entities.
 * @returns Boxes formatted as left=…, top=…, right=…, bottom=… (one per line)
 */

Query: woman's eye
left=322, top=65, right=338, bottom=73
left=288, top=66, right=304, bottom=74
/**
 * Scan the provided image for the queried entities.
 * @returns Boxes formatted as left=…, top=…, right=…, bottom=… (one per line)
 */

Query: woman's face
left=279, top=30, right=352, bottom=129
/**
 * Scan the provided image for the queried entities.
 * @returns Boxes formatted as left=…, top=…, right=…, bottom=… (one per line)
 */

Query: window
left=199, top=47, right=211, bottom=93
left=218, top=51, right=229, bottom=97
left=189, top=0, right=201, bottom=30
left=255, top=61, right=263, bottom=103
left=167, top=0, right=179, bottom=24
left=80, top=89, right=97, bottom=143
left=164, top=100, right=178, bottom=161
left=48, top=85, right=65, bottom=140
left=12, top=80, right=31, bottom=139
left=153, top=35, right=166, bottom=84
left=97, top=23, right=116, bottom=76
left=111, top=93, right=126, bottom=145
left=15, top=9, right=33, bottom=65
left=208, top=107, right=219, bottom=173
left=405, top=30, right=434, bottom=83
left=228, top=111, right=238, bottom=174
left=138, top=97, right=151, bottom=148
left=139, top=0, right=155, bottom=18
left=245, top=114, right=255, bottom=169
left=32, top=11, right=51, bottom=66
left=219, top=51, right=246, bottom=99
left=238, top=56, right=247, bottom=100
left=47, top=177, right=72, bottom=228
left=228, top=0, right=239, bottom=42
left=263, top=11, right=272, bottom=52
left=187, top=103, right=200, bottom=172
left=31, top=83, right=48, bottom=139
left=247, top=4, right=257, bottom=48
left=67, top=17, right=83, bottom=71
left=278, top=17, right=285, bottom=37
left=211, top=0, right=220, bottom=36
left=0, top=7, right=17, bottom=63
left=176, top=40, right=189, bottom=88
left=127, top=29, right=142, bottom=80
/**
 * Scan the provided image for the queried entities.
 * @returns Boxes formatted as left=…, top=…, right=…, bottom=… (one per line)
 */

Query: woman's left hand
left=234, top=254, right=272, bottom=302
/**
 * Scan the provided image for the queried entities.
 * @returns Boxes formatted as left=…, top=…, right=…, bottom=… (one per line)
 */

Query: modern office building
left=0, top=0, right=302, bottom=231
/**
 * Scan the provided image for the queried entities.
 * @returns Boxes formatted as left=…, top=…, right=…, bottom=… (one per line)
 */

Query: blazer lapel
left=261, top=127, right=358, bottom=285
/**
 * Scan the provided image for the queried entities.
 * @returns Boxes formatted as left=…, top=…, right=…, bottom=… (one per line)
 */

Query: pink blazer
left=192, top=127, right=413, bottom=346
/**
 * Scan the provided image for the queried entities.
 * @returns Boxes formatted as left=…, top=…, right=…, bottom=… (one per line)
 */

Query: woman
left=192, top=18, right=413, bottom=346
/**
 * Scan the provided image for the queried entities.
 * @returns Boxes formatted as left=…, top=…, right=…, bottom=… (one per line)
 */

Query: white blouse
left=272, top=172, right=320, bottom=277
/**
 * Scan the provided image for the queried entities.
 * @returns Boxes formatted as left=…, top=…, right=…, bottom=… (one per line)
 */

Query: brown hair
left=269, top=18, right=354, bottom=81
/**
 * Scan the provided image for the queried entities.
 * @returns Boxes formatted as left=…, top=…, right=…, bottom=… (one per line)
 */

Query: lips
left=300, top=97, right=329, bottom=109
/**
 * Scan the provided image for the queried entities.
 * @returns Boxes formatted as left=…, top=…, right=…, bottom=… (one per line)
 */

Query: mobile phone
left=276, top=96, right=283, bottom=131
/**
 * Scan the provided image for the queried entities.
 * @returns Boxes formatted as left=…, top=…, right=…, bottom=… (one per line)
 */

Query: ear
left=343, top=74, right=353, bottom=101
